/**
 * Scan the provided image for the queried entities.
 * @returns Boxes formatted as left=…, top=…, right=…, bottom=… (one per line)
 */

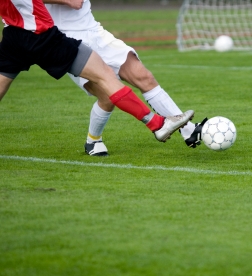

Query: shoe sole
left=188, top=141, right=201, bottom=148
left=86, top=151, right=109, bottom=156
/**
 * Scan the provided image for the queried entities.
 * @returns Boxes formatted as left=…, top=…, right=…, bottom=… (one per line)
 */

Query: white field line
left=0, top=155, right=251, bottom=176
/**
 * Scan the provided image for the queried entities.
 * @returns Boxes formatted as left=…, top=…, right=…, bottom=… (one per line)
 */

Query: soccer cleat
left=85, top=141, right=108, bottom=156
left=184, top=117, right=208, bottom=148
left=154, top=110, right=195, bottom=142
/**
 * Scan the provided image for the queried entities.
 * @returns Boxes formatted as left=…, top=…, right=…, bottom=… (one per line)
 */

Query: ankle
left=146, top=114, right=165, bottom=131
left=87, top=133, right=102, bottom=143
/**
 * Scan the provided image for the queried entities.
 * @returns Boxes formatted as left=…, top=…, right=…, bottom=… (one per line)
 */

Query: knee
left=98, top=98, right=115, bottom=112
left=0, top=75, right=13, bottom=101
left=84, top=82, right=115, bottom=112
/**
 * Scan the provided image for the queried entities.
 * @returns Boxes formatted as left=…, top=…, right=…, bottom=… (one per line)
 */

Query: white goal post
left=176, top=0, right=252, bottom=51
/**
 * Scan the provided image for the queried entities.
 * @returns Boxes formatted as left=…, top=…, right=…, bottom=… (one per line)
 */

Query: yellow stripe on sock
left=88, top=133, right=102, bottom=140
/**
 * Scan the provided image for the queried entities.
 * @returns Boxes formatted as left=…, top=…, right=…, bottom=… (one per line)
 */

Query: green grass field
left=1, top=8, right=252, bottom=276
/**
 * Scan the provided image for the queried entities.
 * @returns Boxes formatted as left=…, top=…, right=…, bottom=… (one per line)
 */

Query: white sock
left=87, top=101, right=112, bottom=143
left=143, top=85, right=195, bottom=140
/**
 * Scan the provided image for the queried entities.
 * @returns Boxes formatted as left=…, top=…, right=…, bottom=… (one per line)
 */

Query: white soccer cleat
left=85, top=141, right=108, bottom=156
left=154, top=110, right=195, bottom=142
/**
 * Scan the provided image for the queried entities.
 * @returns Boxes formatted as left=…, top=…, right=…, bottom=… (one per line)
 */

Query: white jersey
left=45, top=0, right=99, bottom=31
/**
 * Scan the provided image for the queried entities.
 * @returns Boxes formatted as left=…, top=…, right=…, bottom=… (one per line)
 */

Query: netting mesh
left=177, top=0, right=252, bottom=51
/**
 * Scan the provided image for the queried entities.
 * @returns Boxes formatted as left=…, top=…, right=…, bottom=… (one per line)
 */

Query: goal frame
left=176, top=0, right=252, bottom=51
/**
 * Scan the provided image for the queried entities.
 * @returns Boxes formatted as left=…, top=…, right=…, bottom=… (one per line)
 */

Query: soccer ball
left=201, top=116, right=237, bottom=151
left=214, top=35, right=233, bottom=52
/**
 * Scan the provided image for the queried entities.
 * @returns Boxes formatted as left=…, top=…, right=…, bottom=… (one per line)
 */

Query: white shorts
left=65, top=25, right=138, bottom=95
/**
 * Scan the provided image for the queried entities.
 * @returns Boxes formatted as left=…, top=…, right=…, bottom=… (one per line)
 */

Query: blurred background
left=89, top=0, right=183, bottom=50
left=92, top=0, right=183, bottom=7
left=0, top=1, right=183, bottom=49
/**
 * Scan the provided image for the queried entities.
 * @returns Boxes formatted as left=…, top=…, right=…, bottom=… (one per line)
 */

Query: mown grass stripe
left=1, top=155, right=251, bottom=176
left=149, top=64, right=252, bottom=71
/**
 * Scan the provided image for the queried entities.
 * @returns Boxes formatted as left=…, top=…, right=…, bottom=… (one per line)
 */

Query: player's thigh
left=88, top=27, right=138, bottom=77
left=66, top=28, right=137, bottom=90
left=79, top=51, right=124, bottom=96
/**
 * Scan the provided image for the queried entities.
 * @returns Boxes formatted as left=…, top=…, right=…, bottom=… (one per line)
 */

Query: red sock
left=109, top=86, right=150, bottom=120
left=146, top=114, right=165, bottom=132
left=109, top=86, right=164, bottom=131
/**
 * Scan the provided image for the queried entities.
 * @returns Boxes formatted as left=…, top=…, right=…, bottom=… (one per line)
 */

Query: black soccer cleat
left=185, top=117, right=208, bottom=148
left=85, top=141, right=109, bottom=156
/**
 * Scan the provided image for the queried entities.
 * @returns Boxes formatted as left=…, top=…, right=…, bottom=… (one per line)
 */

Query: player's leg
left=67, top=73, right=113, bottom=156
left=119, top=52, right=207, bottom=147
left=73, top=49, right=194, bottom=142
left=119, top=52, right=193, bottom=124
left=84, top=81, right=115, bottom=156
left=63, top=27, right=194, bottom=152
left=80, top=25, right=203, bottom=148
left=77, top=50, right=162, bottom=125
left=0, top=74, right=14, bottom=101
left=78, top=51, right=124, bottom=95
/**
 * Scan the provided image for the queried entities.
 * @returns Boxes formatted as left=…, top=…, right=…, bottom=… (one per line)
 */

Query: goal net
left=177, top=0, right=252, bottom=51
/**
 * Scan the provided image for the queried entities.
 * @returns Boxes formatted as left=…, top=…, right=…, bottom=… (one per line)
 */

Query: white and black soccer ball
left=202, top=116, right=237, bottom=151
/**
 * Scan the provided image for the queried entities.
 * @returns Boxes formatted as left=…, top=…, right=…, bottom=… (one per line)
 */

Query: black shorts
left=0, top=26, right=82, bottom=79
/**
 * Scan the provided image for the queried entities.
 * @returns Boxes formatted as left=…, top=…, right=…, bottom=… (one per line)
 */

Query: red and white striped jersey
left=0, top=0, right=54, bottom=34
